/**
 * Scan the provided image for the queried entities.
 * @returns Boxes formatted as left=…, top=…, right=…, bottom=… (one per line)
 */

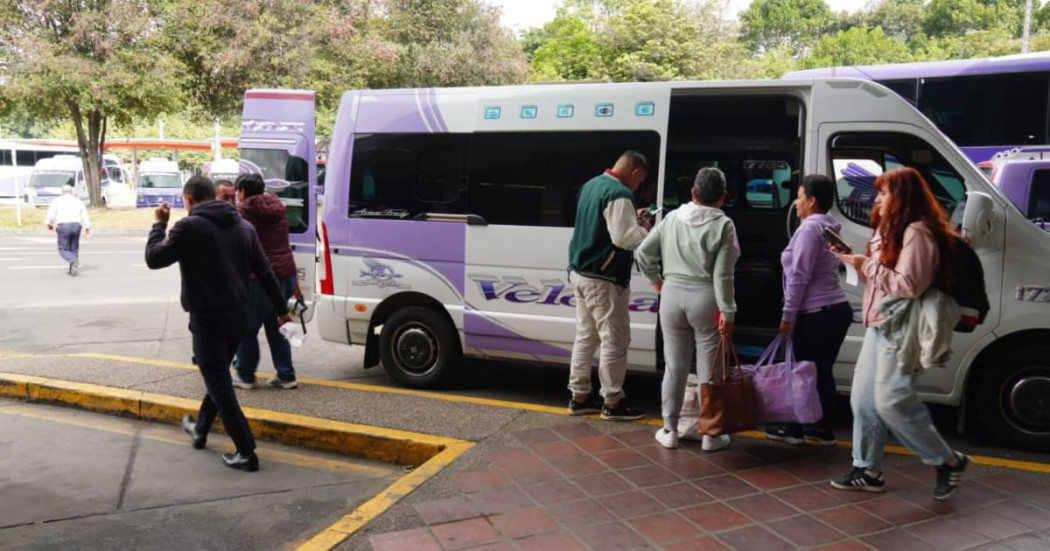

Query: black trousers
left=788, top=301, right=853, bottom=432
left=191, top=323, right=256, bottom=455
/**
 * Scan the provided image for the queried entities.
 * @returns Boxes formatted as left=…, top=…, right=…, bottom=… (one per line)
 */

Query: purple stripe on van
left=464, top=310, right=572, bottom=359
left=344, top=219, right=465, bottom=294
left=426, top=88, right=448, bottom=133
left=356, top=91, right=438, bottom=134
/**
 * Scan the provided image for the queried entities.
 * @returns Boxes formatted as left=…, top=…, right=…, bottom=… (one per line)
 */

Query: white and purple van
left=241, top=79, right=1050, bottom=450
left=136, top=158, right=184, bottom=208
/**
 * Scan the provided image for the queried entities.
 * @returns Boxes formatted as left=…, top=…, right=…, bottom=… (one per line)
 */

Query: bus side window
left=1030, top=169, right=1050, bottom=221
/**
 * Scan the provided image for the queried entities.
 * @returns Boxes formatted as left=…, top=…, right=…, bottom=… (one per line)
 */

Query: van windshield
left=29, top=171, right=75, bottom=188
left=139, top=174, right=182, bottom=189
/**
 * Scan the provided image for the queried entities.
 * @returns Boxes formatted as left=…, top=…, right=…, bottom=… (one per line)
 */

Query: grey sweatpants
left=660, top=280, right=720, bottom=431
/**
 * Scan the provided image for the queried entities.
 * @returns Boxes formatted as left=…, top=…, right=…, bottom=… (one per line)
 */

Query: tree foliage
left=739, top=0, right=835, bottom=55
left=0, top=0, right=181, bottom=206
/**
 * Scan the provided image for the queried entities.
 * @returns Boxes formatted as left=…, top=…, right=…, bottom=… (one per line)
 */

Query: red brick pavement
left=369, top=424, right=1050, bottom=550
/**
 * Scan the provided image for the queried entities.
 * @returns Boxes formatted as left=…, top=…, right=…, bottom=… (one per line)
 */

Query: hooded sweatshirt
left=636, top=202, right=740, bottom=321
left=145, top=200, right=289, bottom=330
left=238, top=192, right=297, bottom=278
left=780, top=213, right=849, bottom=322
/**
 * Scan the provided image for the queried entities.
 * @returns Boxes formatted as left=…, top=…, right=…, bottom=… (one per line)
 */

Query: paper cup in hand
left=279, top=321, right=305, bottom=347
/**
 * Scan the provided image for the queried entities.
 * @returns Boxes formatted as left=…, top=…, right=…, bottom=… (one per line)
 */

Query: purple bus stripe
left=427, top=88, right=448, bottom=133
left=464, top=310, right=571, bottom=359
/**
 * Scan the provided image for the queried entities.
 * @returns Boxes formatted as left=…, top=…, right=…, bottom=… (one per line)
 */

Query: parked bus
left=785, top=51, right=1050, bottom=163
left=24, top=155, right=89, bottom=205
left=0, top=140, right=79, bottom=198
left=240, top=81, right=1050, bottom=450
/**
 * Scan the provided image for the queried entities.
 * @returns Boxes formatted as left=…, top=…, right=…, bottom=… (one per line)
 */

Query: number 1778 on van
left=239, top=79, right=1050, bottom=451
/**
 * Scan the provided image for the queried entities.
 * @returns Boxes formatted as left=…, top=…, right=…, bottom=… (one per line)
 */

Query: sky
left=490, top=0, right=870, bottom=31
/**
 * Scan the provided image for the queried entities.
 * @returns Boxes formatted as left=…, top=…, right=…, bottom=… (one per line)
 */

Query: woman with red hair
left=830, top=168, right=969, bottom=500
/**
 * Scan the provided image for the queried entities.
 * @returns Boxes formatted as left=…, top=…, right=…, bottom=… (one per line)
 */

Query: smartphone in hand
left=822, top=227, right=853, bottom=254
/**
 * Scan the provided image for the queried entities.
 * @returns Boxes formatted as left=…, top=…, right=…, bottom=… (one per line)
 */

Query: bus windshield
left=139, top=174, right=182, bottom=189
left=29, top=171, right=75, bottom=188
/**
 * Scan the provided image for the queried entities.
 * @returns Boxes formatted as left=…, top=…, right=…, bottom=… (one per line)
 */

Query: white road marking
left=8, top=265, right=68, bottom=270
left=1, top=297, right=178, bottom=309
left=0, top=258, right=26, bottom=261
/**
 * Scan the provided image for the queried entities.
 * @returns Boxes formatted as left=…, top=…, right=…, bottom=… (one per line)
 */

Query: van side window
left=0, top=150, right=11, bottom=166
left=1030, top=169, right=1050, bottom=221
left=829, top=132, right=967, bottom=226
left=241, top=148, right=310, bottom=234
left=469, top=131, right=660, bottom=227
left=349, top=134, right=469, bottom=218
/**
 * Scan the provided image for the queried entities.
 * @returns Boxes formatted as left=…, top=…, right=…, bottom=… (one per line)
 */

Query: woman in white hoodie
left=636, top=167, right=740, bottom=451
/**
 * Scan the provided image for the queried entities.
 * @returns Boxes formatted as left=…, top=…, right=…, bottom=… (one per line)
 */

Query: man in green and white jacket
left=567, top=151, right=651, bottom=421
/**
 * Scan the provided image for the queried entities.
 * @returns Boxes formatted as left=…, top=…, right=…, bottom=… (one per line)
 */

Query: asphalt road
left=0, top=234, right=1045, bottom=464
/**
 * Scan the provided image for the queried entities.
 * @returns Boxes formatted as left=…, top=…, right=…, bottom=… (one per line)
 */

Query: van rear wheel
left=976, top=344, right=1050, bottom=451
left=379, top=306, right=460, bottom=388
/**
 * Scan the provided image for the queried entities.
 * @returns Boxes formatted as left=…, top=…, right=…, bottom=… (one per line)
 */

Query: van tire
left=975, top=344, right=1050, bottom=451
left=379, top=306, right=460, bottom=388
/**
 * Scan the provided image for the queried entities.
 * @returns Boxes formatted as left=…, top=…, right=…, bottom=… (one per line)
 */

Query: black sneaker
left=567, top=397, right=602, bottom=416
left=830, top=467, right=886, bottom=492
left=803, top=427, right=838, bottom=447
left=934, top=452, right=969, bottom=500
left=601, top=401, right=645, bottom=421
left=765, top=424, right=805, bottom=445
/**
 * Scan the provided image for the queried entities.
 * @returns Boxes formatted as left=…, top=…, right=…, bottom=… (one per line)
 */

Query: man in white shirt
left=45, top=185, right=91, bottom=276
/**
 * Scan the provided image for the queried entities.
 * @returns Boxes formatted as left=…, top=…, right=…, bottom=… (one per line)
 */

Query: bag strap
left=785, top=337, right=796, bottom=364
left=712, top=333, right=741, bottom=382
left=756, top=335, right=784, bottom=367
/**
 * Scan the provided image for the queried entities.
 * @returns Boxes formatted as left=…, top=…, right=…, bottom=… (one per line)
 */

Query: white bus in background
left=25, top=155, right=89, bottom=205
left=0, top=140, right=79, bottom=199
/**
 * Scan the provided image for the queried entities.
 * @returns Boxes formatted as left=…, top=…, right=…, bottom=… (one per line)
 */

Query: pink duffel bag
left=740, top=336, right=823, bottom=424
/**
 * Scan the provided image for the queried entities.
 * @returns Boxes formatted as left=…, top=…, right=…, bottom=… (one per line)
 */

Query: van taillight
left=319, top=221, right=334, bottom=295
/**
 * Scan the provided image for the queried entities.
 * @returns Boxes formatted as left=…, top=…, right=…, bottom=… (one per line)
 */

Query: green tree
left=923, top=0, right=1026, bottom=38
left=739, top=0, right=835, bottom=55
left=802, top=26, right=912, bottom=69
left=530, top=14, right=605, bottom=81
left=859, top=0, right=927, bottom=42
left=0, top=0, right=181, bottom=207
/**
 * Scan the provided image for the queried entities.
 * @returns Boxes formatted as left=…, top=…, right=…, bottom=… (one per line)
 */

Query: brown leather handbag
left=699, top=334, right=757, bottom=435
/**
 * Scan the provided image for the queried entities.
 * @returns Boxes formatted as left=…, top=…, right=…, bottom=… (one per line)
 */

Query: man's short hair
left=800, top=173, right=835, bottom=212
left=620, top=150, right=650, bottom=173
left=61, top=185, right=74, bottom=195
left=214, top=179, right=234, bottom=189
left=183, top=176, right=216, bottom=203
left=234, top=173, right=266, bottom=198
left=693, top=167, right=727, bottom=205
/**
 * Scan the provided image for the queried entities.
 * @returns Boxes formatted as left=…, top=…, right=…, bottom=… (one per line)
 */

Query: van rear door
left=240, top=89, right=317, bottom=321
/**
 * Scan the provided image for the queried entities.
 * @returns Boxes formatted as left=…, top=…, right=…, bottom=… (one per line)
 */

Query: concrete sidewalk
left=1, top=352, right=1048, bottom=551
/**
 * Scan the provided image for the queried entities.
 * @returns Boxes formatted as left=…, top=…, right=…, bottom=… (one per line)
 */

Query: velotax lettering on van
left=469, top=275, right=659, bottom=313
left=241, top=120, right=307, bottom=134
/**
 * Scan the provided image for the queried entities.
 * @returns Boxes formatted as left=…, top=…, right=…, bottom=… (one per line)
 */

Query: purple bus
left=786, top=52, right=1050, bottom=163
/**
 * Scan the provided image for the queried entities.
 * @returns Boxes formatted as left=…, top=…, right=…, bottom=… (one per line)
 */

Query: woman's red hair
left=868, top=168, right=957, bottom=291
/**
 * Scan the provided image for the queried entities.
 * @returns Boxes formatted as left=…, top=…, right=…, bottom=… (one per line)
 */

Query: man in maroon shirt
left=231, top=173, right=299, bottom=389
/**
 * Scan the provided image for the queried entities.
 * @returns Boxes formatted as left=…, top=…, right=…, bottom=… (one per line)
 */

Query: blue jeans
left=56, top=223, right=81, bottom=263
left=235, top=275, right=296, bottom=382
left=850, top=327, right=954, bottom=471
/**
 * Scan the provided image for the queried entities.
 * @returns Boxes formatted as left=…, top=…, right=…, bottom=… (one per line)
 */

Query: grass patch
left=0, top=205, right=186, bottom=230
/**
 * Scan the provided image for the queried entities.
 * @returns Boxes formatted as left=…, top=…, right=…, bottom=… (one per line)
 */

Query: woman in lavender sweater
left=765, top=174, right=853, bottom=446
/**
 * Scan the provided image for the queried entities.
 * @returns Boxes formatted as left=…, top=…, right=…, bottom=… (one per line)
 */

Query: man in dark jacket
left=145, top=176, right=291, bottom=472
left=231, top=173, right=299, bottom=389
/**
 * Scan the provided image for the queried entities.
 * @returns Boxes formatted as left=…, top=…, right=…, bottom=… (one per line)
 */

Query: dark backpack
left=944, top=235, right=990, bottom=333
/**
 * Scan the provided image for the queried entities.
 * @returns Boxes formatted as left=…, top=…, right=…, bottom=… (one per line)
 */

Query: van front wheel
left=976, top=345, right=1050, bottom=451
left=379, top=306, right=460, bottom=388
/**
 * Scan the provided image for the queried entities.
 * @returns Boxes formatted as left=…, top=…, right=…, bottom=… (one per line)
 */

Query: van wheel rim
left=394, top=325, right=438, bottom=375
left=1003, top=366, right=1050, bottom=435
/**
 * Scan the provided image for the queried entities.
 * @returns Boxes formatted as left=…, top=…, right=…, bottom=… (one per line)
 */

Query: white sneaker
left=230, top=372, right=259, bottom=389
left=655, top=428, right=679, bottom=449
left=678, top=429, right=703, bottom=442
left=702, top=434, right=731, bottom=452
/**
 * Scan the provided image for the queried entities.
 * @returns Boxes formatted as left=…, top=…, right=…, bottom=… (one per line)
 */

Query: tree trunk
left=68, top=102, right=105, bottom=208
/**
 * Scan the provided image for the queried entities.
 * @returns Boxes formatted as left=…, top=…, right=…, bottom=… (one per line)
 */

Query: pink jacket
left=859, top=222, right=938, bottom=327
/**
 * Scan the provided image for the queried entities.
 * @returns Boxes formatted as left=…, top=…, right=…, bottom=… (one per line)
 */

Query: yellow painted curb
left=0, top=372, right=464, bottom=467
left=296, top=442, right=474, bottom=551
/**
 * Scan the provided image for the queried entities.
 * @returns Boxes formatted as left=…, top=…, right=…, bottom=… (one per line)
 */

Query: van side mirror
left=961, top=191, right=994, bottom=244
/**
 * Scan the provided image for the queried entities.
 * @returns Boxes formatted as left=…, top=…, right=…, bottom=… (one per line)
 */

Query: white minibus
left=240, top=81, right=1050, bottom=450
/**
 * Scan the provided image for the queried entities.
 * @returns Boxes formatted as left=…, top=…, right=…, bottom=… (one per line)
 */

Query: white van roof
left=139, top=158, right=180, bottom=173
left=32, top=155, right=81, bottom=172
